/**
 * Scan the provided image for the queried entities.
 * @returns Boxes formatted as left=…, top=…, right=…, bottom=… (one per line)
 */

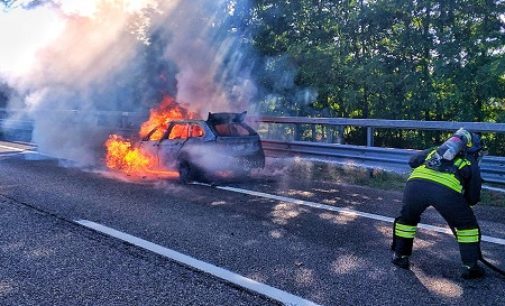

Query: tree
left=243, top=0, right=505, bottom=152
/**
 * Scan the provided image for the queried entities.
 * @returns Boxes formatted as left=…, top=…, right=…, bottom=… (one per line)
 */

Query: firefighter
left=391, top=129, right=487, bottom=279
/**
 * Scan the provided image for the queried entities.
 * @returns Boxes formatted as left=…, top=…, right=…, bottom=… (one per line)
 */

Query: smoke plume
left=0, top=0, right=256, bottom=165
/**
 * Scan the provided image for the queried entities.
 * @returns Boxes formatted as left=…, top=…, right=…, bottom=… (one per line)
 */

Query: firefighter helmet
left=467, top=132, right=487, bottom=160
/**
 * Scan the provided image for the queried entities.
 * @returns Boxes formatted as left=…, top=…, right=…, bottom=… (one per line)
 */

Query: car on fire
left=138, top=112, right=265, bottom=183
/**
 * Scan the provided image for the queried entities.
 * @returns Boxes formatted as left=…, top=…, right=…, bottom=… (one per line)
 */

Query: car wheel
left=178, top=161, right=193, bottom=184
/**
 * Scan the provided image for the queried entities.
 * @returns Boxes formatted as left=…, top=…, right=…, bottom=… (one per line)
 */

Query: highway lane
left=227, top=171, right=505, bottom=242
left=0, top=151, right=504, bottom=305
left=0, top=195, right=277, bottom=306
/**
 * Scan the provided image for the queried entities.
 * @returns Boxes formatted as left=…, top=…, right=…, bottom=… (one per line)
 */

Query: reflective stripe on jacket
left=408, top=150, right=471, bottom=193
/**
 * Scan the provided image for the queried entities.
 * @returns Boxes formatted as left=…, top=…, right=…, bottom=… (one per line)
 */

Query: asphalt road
left=1, top=142, right=504, bottom=306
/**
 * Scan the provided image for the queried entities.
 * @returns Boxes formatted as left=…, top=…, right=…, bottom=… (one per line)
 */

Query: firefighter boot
left=392, top=254, right=410, bottom=270
left=461, top=264, right=485, bottom=280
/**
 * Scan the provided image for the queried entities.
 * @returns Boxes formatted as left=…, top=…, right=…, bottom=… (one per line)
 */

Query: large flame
left=105, top=96, right=199, bottom=178
left=139, top=96, right=199, bottom=138
left=105, top=134, right=154, bottom=173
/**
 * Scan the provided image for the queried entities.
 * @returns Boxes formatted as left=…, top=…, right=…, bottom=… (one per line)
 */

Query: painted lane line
left=0, top=144, right=28, bottom=152
left=75, top=220, right=322, bottom=306
left=216, top=186, right=505, bottom=246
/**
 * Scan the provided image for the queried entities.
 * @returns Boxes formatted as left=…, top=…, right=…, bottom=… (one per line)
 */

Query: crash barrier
left=260, top=140, right=505, bottom=185
left=256, top=116, right=505, bottom=185
left=0, top=118, right=32, bottom=141
left=1, top=110, right=505, bottom=184
left=257, top=116, right=505, bottom=146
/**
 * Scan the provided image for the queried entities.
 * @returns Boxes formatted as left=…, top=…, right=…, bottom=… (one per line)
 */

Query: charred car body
left=139, top=112, right=265, bottom=182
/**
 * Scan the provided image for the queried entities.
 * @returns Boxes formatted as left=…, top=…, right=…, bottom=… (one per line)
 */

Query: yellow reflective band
left=456, top=229, right=479, bottom=235
left=454, top=158, right=471, bottom=169
left=458, top=237, right=479, bottom=243
left=395, top=229, right=416, bottom=238
left=427, top=150, right=437, bottom=158
left=409, top=166, right=463, bottom=193
left=395, top=223, right=417, bottom=232
left=395, top=223, right=417, bottom=239
left=456, top=228, right=480, bottom=243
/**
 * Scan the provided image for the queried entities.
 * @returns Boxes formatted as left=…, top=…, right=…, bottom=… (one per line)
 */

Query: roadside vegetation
left=239, top=1, right=505, bottom=155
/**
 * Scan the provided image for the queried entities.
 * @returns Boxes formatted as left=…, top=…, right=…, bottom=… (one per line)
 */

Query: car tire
left=178, top=161, right=193, bottom=184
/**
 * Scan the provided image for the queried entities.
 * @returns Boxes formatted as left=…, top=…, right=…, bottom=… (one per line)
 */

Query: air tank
left=436, top=128, right=472, bottom=161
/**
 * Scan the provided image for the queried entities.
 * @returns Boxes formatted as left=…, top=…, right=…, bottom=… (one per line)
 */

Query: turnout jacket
left=408, top=148, right=482, bottom=205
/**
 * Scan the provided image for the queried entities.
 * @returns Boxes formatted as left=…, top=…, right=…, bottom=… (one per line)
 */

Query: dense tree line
left=240, top=0, right=505, bottom=153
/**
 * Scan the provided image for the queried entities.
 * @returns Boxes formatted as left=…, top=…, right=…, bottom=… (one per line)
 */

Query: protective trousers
left=392, top=179, right=481, bottom=266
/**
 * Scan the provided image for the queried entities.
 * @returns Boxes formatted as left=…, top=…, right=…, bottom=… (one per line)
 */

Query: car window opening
left=149, top=128, right=164, bottom=141
left=191, top=125, right=204, bottom=138
left=168, top=124, right=190, bottom=140
left=213, top=123, right=252, bottom=136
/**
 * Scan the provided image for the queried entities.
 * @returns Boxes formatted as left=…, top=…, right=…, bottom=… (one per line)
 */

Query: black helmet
left=467, top=132, right=487, bottom=161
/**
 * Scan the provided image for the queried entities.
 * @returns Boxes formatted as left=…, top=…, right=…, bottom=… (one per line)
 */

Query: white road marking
left=75, top=220, right=322, bottom=306
left=215, top=186, right=505, bottom=246
left=0, top=144, right=27, bottom=152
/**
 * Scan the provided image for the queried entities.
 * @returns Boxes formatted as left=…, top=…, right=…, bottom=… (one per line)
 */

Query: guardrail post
left=267, top=123, right=272, bottom=139
left=367, top=127, right=374, bottom=147
left=336, top=126, right=344, bottom=144
left=294, top=123, right=302, bottom=141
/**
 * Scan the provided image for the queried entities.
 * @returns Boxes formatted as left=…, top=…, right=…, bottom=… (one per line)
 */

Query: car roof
left=168, top=119, right=206, bottom=124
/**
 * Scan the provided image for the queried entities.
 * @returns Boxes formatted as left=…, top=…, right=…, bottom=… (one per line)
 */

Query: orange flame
left=139, top=96, right=199, bottom=138
left=104, top=96, right=199, bottom=178
left=105, top=134, right=154, bottom=175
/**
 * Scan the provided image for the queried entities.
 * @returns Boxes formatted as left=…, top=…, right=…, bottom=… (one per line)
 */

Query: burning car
left=105, top=96, right=264, bottom=183
left=137, top=111, right=265, bottom=182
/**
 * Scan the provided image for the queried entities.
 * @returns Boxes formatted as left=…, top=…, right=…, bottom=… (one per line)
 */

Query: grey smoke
left=1, top=0, right=258, bottom=166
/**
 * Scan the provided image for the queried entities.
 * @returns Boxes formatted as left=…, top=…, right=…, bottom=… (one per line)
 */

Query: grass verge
left=283, top=158, right=505, bottom=208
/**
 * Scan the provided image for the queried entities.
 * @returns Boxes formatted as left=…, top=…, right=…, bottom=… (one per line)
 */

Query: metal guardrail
left=259, top=116, right=505, bottom=132
left=1, top=111, right=505, bottom=184
left=258, top=116, right=505, bottom=147
left=258, top=116, right=505, bottom=185
left=261, top=140, right=505, bottom=185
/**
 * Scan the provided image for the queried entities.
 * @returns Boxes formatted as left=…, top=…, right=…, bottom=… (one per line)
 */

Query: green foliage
left=245, top=0, right=505, bottom=154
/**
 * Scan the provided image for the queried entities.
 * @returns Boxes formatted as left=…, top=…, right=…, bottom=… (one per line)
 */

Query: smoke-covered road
left=1, top=144, right=505, bottom=306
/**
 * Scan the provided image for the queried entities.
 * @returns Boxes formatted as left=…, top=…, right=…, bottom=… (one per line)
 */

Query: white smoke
left=160, top=0, right=257, bottom=114
left=0, top=0, right=256, bottom=166
left=0, top=4, right=64, bottom=82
